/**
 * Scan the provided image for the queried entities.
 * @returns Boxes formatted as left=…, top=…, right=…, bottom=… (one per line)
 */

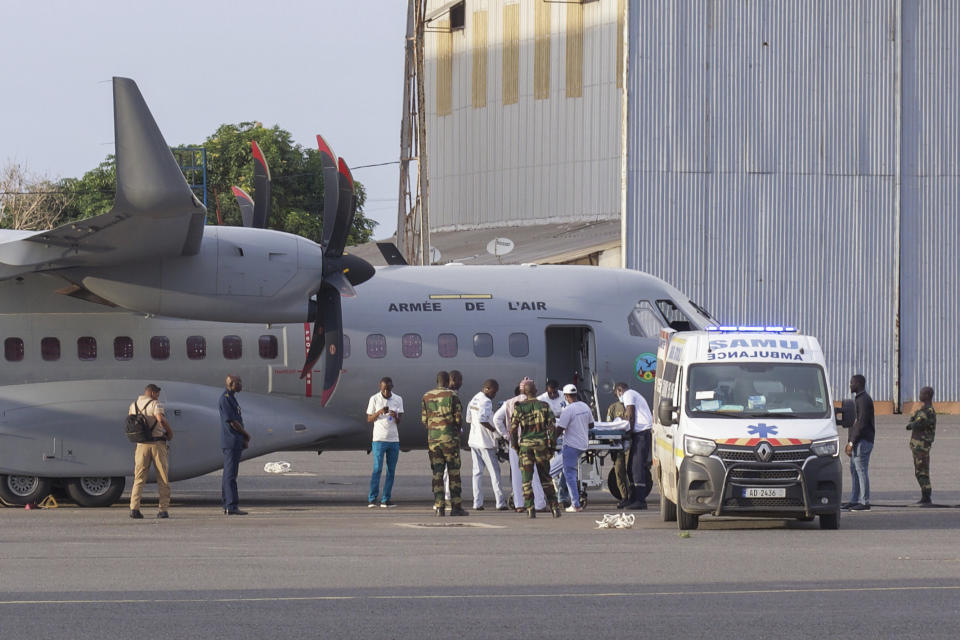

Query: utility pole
left=397, top=0, right=430, bottom=265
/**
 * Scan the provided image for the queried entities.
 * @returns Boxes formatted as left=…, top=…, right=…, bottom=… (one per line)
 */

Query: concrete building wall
left=424, top=0, right=624, bottom=231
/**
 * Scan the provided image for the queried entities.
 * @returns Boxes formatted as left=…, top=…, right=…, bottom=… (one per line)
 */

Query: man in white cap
left=493, top=378, right=546, bottom=512
left=556, top=384, right=593, bottom=512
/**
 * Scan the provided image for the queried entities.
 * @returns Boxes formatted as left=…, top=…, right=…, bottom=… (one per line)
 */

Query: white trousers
left=509, top=446, right=546, bottom=510
left=470, top=447, right=506, bottom=508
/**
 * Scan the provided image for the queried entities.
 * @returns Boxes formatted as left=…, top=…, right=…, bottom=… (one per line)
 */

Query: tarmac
left=2, top=414, right=959, bottom=639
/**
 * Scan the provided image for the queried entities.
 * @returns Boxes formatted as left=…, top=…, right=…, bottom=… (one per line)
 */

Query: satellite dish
left=428, top=245, right=442, bottom=264
left=486, top=237, right=515, bottom=257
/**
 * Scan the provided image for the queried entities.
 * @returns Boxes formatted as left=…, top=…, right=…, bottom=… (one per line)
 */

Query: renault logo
left=756, top=441, right=773, bottom=462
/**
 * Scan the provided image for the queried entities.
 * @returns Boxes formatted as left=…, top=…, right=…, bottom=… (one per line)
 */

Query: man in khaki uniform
left=129, top=383, right=174, bottom=519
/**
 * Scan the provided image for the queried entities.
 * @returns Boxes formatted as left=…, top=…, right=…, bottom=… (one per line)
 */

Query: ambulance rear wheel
left=819, top=509, right=840, bottom=530
left=0, top=474, right=53, bottom=505
left=660, top=489, right=677, bottom=522
left=677, top=502, right=699, bottom=530
left=66, top=476, right=126, bottom=507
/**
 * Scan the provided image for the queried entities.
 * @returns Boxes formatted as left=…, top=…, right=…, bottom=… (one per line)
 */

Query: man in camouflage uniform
left=906, top=386, right=937, bottom=506
left=606, top=400, right=631, bottom=508
left=510, top=381, right=561, bottom=519
left=422, top=371, right=468, bottom=517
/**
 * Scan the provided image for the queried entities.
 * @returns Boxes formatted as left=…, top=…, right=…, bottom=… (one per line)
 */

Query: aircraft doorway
left=544, top=326, right=598, bottom=415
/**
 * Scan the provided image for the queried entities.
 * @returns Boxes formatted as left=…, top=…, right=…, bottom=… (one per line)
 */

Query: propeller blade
left=231, top=186, right=254, bottom=228
left=316, top=135, right=340, bottom=250
left=325, top=158, right=355, bottom=258
left=324, top=270, right=357, bottom=299
left=298, top=285, right=343, bottom=408
left=251, top=141, right=271, bottom=229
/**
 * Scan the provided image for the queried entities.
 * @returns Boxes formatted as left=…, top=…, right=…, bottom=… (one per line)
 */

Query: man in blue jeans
left=844, top=374, right=875, bottom=511
left=219, top=375, right=251, bottom=516
left=556, top=384, right=593, bottom=512
left=366, top=377, right=404, bottom=508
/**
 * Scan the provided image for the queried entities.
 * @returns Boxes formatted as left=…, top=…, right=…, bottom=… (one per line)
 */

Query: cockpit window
left=627, top=300, right=667, bottom=337
left=656, top=299, right=693, bottom=332
left=689, top=299, right=718, bottom=323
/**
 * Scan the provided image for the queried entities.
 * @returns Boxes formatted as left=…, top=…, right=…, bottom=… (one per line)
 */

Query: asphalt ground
left=2, top=415, right=959, bottom=639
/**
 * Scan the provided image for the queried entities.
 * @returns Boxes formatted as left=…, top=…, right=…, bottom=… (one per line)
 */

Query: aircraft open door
left=544, top=325, right=598, bottom=414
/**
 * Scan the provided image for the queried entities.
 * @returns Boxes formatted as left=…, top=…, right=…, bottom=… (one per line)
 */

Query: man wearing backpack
left=129, top=384, right=174, bottom=519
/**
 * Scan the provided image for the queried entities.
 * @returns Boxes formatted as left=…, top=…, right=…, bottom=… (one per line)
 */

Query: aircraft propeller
left=299, top=135, right=375, bottom=406
left=231, top=141, right=271, bottom=229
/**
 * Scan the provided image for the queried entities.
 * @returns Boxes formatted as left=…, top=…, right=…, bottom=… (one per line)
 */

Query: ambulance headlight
left=684, top=435, right=717, bottom=457
left=811, top=437, right=839, bottom=457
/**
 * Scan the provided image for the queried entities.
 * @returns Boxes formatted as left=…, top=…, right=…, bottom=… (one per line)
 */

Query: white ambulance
left=652, top=326, right=843, bottom=530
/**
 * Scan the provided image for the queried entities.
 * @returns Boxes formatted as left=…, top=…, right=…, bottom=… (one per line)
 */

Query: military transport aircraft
left=0, top=78, right=713, bottom=507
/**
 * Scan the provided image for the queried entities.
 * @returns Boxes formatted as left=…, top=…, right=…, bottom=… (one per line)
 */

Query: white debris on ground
left=263, top=461, right=292, bottom=474
left=595, top=513, right=636, bottom=529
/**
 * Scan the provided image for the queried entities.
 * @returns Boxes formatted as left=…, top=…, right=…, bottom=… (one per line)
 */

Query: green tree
left=55, top=123, right=376, bottom=245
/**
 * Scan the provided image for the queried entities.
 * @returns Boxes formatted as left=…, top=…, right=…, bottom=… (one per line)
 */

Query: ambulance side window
left=627, top=300, right=667, bottom=337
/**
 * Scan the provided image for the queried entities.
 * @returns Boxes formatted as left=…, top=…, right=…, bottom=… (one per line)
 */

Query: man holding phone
left=366, top=377, right=404, bottom=508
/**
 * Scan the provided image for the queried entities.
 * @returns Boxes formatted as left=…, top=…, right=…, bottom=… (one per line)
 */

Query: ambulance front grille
left=729, top=468, right=801, bottom=482
left=717, top=447, right=810, bottom=465
left=725, top=496, right=805, bottom=508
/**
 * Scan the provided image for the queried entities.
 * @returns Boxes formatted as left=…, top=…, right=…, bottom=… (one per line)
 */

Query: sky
left=1, top=0, right=407, bottom=238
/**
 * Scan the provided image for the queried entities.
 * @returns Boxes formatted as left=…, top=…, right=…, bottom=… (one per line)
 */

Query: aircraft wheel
left=606, top=468, right=623, bottom=501
left=66, top=476, right=125, bottom=507
left=0, top=474, right=54, bottom=506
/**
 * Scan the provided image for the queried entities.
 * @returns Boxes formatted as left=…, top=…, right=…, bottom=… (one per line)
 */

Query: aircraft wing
left=0, top=77, right=205, bottom=280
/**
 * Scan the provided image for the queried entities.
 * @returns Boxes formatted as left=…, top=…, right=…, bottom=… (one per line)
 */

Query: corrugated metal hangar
left=389, top=0, right=958, bottom=409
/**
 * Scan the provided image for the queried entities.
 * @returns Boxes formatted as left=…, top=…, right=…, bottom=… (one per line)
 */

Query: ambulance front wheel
left=677, top=501, right=699, bottom=530
left=659, top=487, right=676, bottom=522
left=819, top=509, right=840, bottom=530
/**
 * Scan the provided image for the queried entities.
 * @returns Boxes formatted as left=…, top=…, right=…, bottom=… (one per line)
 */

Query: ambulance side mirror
left=835, top=399, right=855, bottom=429
left=657, top=399, right=676, bottom=426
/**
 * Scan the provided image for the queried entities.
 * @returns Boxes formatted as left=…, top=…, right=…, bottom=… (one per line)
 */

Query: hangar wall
left=424, top=0, right=624, bottom=231
left=624, top=0, right=960, bottom=407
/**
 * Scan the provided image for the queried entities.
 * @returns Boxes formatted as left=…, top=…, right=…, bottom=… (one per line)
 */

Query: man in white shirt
left=366, top=377, right=404, bottom=508
left=556, top=384, right=594, bottom=512
left=615, top=382, right=654, bottom=510
left=537, top=379, right=566, bottom=417
left=493, top=378, right=546, bottom=512
left=466, top=379, right=507, bottom=510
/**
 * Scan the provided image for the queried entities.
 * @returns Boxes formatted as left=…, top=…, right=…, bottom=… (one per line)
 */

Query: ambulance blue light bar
left=706, top=325, right=798, bottom=333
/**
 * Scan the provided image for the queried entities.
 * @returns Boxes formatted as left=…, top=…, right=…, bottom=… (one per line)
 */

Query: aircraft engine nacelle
left=76, top=227, right=326, bottom=324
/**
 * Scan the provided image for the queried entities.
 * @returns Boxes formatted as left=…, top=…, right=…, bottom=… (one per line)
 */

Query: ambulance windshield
left=686, top=363, right=830, bottom=419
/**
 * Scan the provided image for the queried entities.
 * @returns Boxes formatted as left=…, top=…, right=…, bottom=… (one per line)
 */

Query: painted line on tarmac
left=3, top=584, right=960, bottom=606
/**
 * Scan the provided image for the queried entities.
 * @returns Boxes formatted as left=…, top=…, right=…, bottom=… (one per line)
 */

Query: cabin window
left=438, top=333, right=458, bottom=358
left=114, top=336, right=134, bottom=361
left=41, top=337, right=60, bottom=361
left=259, top=335, right=278, bottom=360
left=186, top=335, right=207, bottom=360
left=150, top=336, right=170, bottom=360
left=402, top=333, right=422, bottom=358
left=4, top=337, right=24, bottom=362
left=656, top=299, right=693, bottom=332
left=366, top=334, right=387, bottom=359
left=473, top=332, right=494, bottom=357
left=343, top=335, right=351, bottom=359
left=628, top=300, right=667, bottom=337
left=508, top=332, right=529, bottom=357
left=223, top=335, right=242, bottom=360
left=77, top=337, right=97, bottom=361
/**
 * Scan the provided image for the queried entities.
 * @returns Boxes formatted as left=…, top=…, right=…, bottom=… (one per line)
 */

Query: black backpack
left=125, top=398, right=156, bottom=443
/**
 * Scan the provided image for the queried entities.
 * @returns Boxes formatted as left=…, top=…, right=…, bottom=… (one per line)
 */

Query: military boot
left=917, top=489, right=932, bottom=506
left=551, top=504, right=562, bottom=518
left=527, top=507, right=536, bottom=519
left=435, top=505, right=445, bottom=517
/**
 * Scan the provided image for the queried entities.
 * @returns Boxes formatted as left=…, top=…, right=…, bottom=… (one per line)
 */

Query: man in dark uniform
left=906, top=386, right=937, bottom=505
left=510, top=381, right=561, bottom=519
left=219, top=374, right=251, bottom=515
left=422, top=371, right=467, bottom=517
left=843, top=374, right=875, bottom=511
